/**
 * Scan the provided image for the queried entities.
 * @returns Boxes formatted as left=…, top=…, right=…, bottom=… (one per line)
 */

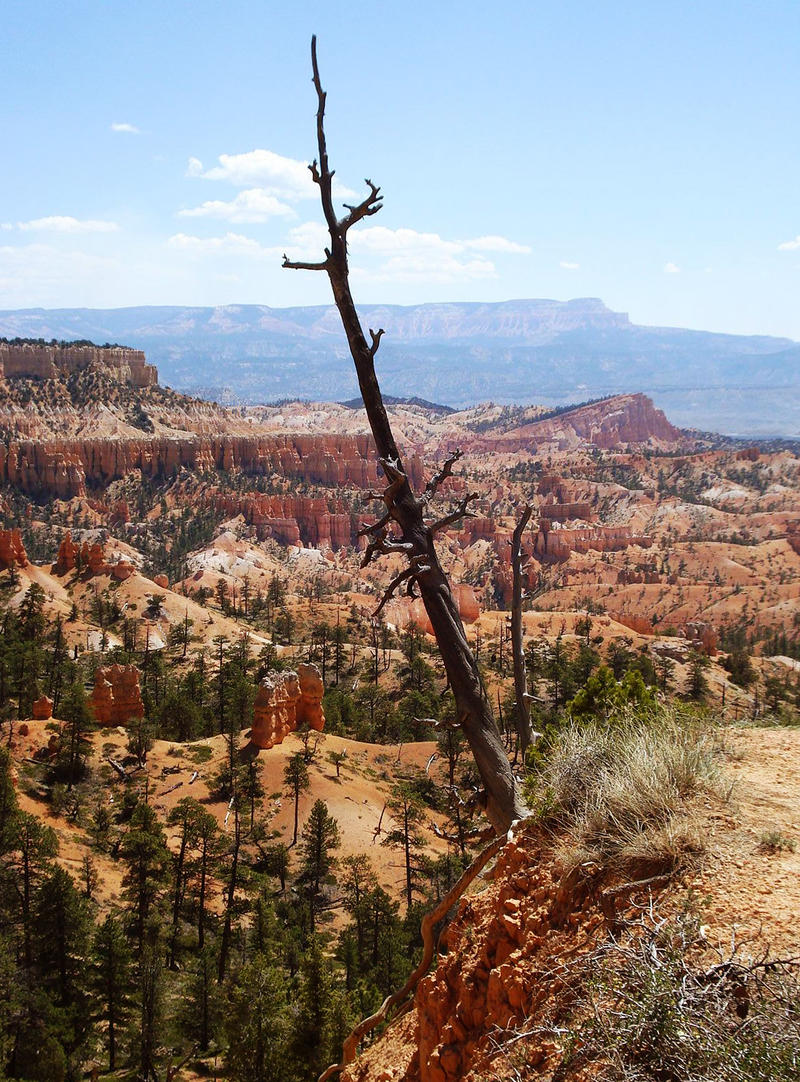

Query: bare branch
left=340, top=179, right=384, bottom=232
left=423, top=448, right=463, bottom=503
left=360, top=529, right=415, bottom=567
left=428, top=492, right=480, bottom=533
left=374, top=566, right=417, bottom=616
left=282, top=255, right=330, bottom=272
left=368, top=327, right=384, bottom=357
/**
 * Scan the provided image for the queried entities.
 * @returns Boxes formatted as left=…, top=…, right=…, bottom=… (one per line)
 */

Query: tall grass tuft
left=525, top=707, right=720, bottom=874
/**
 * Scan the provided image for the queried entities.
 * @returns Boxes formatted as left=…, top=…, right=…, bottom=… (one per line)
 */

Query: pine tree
left=120, top=801, right=170, bottom=952
left=93, top=914, right=132, bottom=1069
left=299, top=799, right=340, bottom=925
left=382, top=781, right=427, bottom=912
left=56, top=679, right=93, bottom=789
left=283, top=753, right=310, bottom=846
left=224, top=954, right=291, bottom=1082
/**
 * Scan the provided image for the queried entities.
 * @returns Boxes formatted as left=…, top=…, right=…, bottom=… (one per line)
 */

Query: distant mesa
left=0, top=338, right=157, bottom=388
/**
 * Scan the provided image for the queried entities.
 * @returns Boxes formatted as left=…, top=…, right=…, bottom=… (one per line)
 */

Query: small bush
left=758, top=829, right=796, bottom=854
left=561, top=914, right=800, bottom=1082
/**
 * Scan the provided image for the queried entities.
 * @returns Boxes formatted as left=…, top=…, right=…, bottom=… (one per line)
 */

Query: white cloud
left=111, top=122, right=140, bottom=134
left=178, top=188, right=295, bottom=223
left=778, top=235, right=800, bottom=251
left=187, top=149, right=354, bottom=201
left=560, top=260, right=580, bottom=270
left=663, top=261, right=680, bottom=274
left=283, top=223, right=511, bottom=283
left=0, top=243, right=122, bottom=306
left=365, top=253, right=496, bottom=283
left=17, top=216, right=119, bottom=234
left=0, top=223, right=12, bottom=231
left=283, top=221, right=329, bottom=258
left=167, top=232, right=281, bottom=259
left=350, top=226, right=462, bottom=255
left=463, top=235, right=531, bottom=254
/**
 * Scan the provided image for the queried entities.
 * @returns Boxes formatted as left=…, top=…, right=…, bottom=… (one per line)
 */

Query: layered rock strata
left=0, top=434, right=384, bottom=499
left=0, top=342, right=157, bottom=387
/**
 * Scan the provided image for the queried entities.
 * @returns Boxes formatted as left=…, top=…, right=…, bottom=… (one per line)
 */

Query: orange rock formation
left=250, top=663, right=325, bottom=749
left=89, top=665, right=144, bottom=725
left=0, top=342, right=157, bottom=387
left=31, top=696, right=53, bottom=720
left=0, top=528, right=28, bottom=570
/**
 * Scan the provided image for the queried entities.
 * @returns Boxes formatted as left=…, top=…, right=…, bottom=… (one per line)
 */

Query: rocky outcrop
left=610, top=612, right=654, bottom=635
left=53, top=532, right=109, bottom=577
left=535, top=521, right=653, bottom=562
left=208, top=492, right=367, bottom=550
left=0, top=342, right=157, bottom=387
left=53, top=532, right=79, bottom=574
left=250, top=663, right=326, bottom=749
left=398, top=826, right=665, bottom=1082
left=31, top=696, right=53, bottom=720
left=479, top=393, right=683, bottom=451
left=89, top=665, right=144, bottom=725
left=0, top=433, right=384, bottom=499
left=0, top=528, right=28, bottom=569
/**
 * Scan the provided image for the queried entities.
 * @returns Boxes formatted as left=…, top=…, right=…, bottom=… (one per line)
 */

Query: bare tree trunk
left=511, top=505, right=536, bottom=759
left=283, top=37, right=527, bottom=833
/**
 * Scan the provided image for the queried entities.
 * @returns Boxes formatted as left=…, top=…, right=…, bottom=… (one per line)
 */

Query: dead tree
left=510, top=505, right=537, bottom=758
left=284, top=37, right=527, bottom=833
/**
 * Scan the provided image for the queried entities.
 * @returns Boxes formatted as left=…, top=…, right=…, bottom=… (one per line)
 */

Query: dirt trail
left=695, top=725, right=800, bottom=956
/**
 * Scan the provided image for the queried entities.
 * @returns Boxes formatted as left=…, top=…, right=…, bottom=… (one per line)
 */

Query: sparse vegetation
left=525, top=708, right=719, bottom=874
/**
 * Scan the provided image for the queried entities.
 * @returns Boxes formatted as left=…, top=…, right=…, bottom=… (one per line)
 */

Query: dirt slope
left=343, top=725, right=800, bottom=1082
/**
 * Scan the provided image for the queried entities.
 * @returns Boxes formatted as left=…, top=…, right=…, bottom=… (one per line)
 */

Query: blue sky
left=2, top=0, right=799, bottom=339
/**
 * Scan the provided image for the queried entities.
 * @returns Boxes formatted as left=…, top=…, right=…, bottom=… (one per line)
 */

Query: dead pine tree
left=283, top=36, right=527, bottom=835
left=510, top=504, right=538, bottom=760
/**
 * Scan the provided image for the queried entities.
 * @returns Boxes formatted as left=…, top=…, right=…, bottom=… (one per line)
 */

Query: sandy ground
left=693, top=724, right=800, bottom=957
left=9, top=719, right=448, bottom=915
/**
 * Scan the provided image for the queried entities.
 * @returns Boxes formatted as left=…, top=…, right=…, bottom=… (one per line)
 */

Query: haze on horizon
left=1, top=0, right=799, bottom=344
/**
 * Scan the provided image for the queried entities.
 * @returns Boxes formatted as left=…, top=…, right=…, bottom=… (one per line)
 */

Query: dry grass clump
left=525, top=708, right=720, bottom=874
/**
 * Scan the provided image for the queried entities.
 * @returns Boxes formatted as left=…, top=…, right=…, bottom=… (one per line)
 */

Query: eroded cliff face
left=535, top=521, right=653, bottom=562
left=0, top=342, right=157, bottom=387
left=478, top=393, right=682, bottom=451
left=207, top=492, right=366, bottom=550
left=0, top=434, right=384, bottom=499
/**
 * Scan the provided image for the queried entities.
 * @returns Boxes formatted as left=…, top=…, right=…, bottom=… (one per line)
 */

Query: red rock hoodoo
left=89, top=665, right=145, bottom=725
left=250, top=663, right=326, bottom=749
left=31, top=696, right=54, bottom=720
left=0, top=528, right=28, bottom=570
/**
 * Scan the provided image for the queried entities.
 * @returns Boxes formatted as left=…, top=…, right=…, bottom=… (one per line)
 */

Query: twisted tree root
left=318, top=827, right=517, bottom=1082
